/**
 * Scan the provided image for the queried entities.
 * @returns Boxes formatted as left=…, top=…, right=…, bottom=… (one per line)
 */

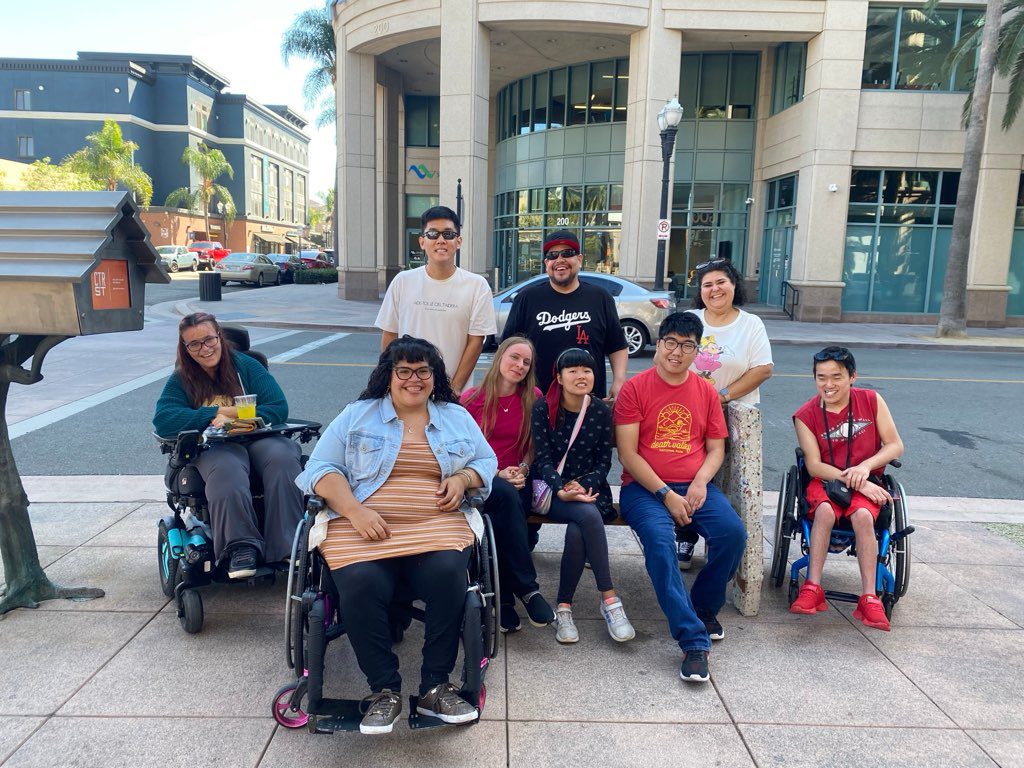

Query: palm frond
left=1003, top=49, right=1024, bottom=128
left=165, top=187, right=201, bottom=212
left=213, top=185, right=237, bottom=224
left=281, top=7, right=335, bottom=66
left=303, top=66, right=333, bottom=108
left=316, top=92, right=336, bottom=128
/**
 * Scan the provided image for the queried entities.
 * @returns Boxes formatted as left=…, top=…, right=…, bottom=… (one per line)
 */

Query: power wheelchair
left=154, top=324, right=322, bottom=634
left=769, top=448, right=914, bottom=619
left=270, top=494, right=501, bottom=733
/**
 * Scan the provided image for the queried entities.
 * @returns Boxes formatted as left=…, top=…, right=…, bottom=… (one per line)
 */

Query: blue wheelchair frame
left=770, top=448, right=914, bottom=618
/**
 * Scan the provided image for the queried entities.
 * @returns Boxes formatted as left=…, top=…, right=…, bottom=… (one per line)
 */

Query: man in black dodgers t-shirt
left=502, top=230, right=628, bottom=400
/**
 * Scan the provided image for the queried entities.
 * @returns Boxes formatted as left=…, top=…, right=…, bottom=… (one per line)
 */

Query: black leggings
left=331, top=547, right=471, bottom=697
left=546, top=497, right=613, bottom=604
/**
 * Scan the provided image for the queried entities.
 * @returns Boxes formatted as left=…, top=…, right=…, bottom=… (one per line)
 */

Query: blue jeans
left=619, top=481, right=746, bottom=652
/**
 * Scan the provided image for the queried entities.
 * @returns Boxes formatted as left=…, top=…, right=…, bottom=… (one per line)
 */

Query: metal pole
left=455, top=178, right=464, bottom=267
left=653, top=127, right=677, bottom=291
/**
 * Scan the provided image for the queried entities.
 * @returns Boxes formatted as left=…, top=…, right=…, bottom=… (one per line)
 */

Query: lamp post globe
left=654, top=96, right=683, bottom=291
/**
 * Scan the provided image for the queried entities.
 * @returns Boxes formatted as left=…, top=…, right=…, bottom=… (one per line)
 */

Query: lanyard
left=822, top=398, right=855, bottom=470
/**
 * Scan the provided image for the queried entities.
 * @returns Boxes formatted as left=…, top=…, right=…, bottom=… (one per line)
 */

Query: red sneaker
left=853, top=594, right=891, bottom=631
left=789, top=581, right=828, bottom=614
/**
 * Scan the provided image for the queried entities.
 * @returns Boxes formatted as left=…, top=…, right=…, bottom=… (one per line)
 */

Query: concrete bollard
left=718, top=402, right=764, bottom=616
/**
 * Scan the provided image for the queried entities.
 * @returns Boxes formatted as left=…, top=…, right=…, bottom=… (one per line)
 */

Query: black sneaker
left=680, top=650, right=710, bottom=683
left=699, top=613, right=724, bottom=641
left=676, top=540, right=696, bottom=570
left=359, top=690, right=402, bottom=735
left=522, top=591, right=554, bottom=627
left=500, top=603, right=522, bottom=633
left=227, top=545, right=258, bottom=579
left=416, top=682, right=478, bottom=724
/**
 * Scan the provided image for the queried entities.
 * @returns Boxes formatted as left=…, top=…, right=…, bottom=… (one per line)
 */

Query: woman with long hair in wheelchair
left=531, top=347, right=635, bottom=645
left=295, top=336, right=497, bottom=734
left=153, top=312, right=303, bottom=580
left=461, top=336, right=555, bottom=634
left=790, top=346, right=904, bottom=630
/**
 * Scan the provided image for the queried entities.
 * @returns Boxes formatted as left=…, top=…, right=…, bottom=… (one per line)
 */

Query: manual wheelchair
left=769, top=448, right=914, bottom=619
left=270, top=494, right=500, bottom=733
left=154, top=324, right=321, bottom=634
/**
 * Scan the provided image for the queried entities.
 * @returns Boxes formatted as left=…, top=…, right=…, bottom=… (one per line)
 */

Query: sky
left=5, top=0, right=336, bottom=200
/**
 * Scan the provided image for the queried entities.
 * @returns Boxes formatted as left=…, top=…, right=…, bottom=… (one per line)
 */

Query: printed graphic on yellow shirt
left=650, top=404, right=692, bottom=454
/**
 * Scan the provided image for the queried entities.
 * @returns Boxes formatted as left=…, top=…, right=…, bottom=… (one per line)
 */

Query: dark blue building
left=0, top=52, right=310, bottom=249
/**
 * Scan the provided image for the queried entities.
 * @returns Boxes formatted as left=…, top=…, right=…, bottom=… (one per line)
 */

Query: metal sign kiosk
left=0, top=191, right=169, bottom=613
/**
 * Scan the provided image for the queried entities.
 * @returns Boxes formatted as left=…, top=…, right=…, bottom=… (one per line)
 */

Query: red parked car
left=188, top=241, right=231, bottom=270
left=298, top=250, right=332, bottom=270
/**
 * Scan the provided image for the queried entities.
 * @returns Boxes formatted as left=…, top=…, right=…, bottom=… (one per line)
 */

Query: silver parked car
left=214, top=252, right=281, bottom=287
left=157, top=245, right=199, bottom=273
left=493, top=272, right=676, bottom=357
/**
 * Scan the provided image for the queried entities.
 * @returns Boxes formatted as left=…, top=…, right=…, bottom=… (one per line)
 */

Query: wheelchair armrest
left=307, top=495, right=325, bottom=515
left=889, top=458, right=902, bottom=469
left=169, top=430, right=204, bottom=469
left=466, top=492, right=485, bottom=510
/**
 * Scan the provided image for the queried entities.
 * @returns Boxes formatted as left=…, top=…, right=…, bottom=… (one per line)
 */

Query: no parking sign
left=656, top=219, right=671, bottom=240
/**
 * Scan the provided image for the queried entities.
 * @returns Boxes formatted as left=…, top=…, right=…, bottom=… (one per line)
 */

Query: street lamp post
left=654, top=96, right=684, bottom=291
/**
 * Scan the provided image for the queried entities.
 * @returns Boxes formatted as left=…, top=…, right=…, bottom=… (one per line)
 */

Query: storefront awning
left=254, top=233, right=288, bottom=245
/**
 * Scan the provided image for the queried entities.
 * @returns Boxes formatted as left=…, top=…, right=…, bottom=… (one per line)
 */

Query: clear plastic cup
left=235, top=394, right=257, bottom=420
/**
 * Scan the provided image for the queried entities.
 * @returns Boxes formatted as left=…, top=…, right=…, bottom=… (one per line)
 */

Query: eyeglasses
left=393, top=366, right=434, bottom=381
left=694, top=257, right=730, bottom=271
left=422, top=229, right=459, bottom=241
left=659, top=337, right=698, bottom=353
left=183, top=334, right=221, bottom=353
left=544, top=249, right=579, bottom=261
left=813, top=348, right=852, bottom=363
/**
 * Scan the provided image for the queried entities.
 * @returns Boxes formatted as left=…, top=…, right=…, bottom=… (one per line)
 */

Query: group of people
left=152, top=203, right=904, bottom=736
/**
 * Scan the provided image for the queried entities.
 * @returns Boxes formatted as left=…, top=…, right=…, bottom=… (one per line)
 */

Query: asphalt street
left=145, top=270, right=262, bottom=305
left=9, top=328, right=1023, bottom=499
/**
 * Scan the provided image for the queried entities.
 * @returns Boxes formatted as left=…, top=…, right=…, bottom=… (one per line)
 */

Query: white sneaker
left=600, top=598, right=636, bottom=642
left=554, top=606, right=579, bottom=644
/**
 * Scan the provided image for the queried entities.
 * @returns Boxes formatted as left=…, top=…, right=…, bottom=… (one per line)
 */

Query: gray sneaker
left=416, top=682, right=478, bottom=724
left=359, top=690, right=402, bottom=734
left=600, top=597, right=636, bottom=642
left=554, top=606, right=579, bottom=644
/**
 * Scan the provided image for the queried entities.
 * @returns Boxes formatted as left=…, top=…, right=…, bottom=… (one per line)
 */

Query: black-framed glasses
left=183, top=334, right=221, bottom=353
left=393, top=366, right=434, bottom=381
left=422, top=229, right=459, bottom=241
left=813, top=348, right=852, bottom=363
left=544, top=249, right=579, bottom=261
left=659, top=337, right=698, bottom=353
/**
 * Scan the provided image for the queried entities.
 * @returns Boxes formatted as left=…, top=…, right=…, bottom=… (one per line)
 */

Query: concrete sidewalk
left=1, top=477, right=1022, bottom=767
left=147, top=282, right=1024, bottom=352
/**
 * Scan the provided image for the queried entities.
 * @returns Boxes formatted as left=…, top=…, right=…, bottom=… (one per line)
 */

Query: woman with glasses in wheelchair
left=295, top=336, right=497, bottom=735
left=153, top=312, right=304, bottom=580
left=789, top=346, right=904, bottom=631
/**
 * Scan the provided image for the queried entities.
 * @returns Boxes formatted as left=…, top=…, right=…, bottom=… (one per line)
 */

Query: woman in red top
left=461, top=337, right=554, bottom=633
left=790, top=346, right=904, bottom=630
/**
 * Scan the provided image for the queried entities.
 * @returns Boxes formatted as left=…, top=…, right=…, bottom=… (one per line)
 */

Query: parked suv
left=187, top=241, right=231, bottom=270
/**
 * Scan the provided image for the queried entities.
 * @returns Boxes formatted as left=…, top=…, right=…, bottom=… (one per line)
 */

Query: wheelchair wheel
left=770, top=467, right=798, bottom=588
left=480, top=514, right=500, bottom=660
left=180, top=588, right=204, bottom=634
left=157, top=520, right=179, bottom=598
left=893, top=481, right=911, bottom=599
left=285, top=516, right=312, bottom=671
left=271, top=680, right=309, bottom=729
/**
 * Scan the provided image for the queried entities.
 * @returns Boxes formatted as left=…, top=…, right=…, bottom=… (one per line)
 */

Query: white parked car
left=214, top=252, right=281, bottom=287
left=157, top=245, right=199, bottom=272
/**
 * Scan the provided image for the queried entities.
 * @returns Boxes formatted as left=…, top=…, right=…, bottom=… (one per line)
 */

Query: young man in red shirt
left=615, top=312, right=746, bottom=683
left=790, top=346, right=904, bottom=631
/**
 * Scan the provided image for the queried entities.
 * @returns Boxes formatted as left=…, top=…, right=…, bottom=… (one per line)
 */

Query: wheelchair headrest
left=221, top=324, right=251, bottom=351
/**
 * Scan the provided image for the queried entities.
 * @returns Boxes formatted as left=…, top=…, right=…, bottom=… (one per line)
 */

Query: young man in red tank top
left=790, top=347, right=904, bottom=631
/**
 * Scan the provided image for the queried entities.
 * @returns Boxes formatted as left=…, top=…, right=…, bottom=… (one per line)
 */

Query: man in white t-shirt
left=375, top=206, right=497, bottom=394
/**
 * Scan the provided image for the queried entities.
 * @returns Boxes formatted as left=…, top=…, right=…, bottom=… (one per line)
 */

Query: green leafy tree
left=164, top=143, right=236, bottom=242
left=22, top=157, right=103, bottom=192
left=281, top=6, right=336, bottom=128
left=63, top=120, right=153, bottom=205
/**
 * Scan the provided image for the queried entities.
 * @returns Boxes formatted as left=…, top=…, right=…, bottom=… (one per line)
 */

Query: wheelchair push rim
left=770, top=466, right=797, bottom=588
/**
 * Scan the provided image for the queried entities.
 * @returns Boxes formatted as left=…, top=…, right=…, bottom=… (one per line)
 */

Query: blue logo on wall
left=408, top=164, right=437, bottom=179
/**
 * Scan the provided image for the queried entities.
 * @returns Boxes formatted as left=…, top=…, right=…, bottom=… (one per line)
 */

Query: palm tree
left=63, top=120, right=153, bottom=205
left=164, top=143, right=236, bottom=243
left=281, top=7, right=336, bottom=128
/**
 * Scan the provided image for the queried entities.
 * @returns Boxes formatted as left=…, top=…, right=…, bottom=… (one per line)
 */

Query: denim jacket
left=295, top=396, right=497, bottom=547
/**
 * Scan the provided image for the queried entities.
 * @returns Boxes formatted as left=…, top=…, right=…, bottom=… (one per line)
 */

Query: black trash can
left=198, top=271, right=222, bottom=302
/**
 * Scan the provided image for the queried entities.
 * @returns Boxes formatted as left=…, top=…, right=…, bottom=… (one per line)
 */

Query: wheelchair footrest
left=823, top=589, right=861, bottom=605
left=307, top=697, right=364, bottom=733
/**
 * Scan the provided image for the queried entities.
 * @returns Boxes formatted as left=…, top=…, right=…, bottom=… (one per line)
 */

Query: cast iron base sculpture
left=0, top=334, right=104, bottom=614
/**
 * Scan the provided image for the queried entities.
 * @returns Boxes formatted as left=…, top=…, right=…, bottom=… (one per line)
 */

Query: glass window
left=849, top=170, right=881, bottom=203
left=568, top=64, right=588, bottom=125
left=679, top=55, right=700, bottom=115
left=529, top=188, right=544, bottom=213
left=729, top=54, right=758, bottom=119
left=550, top=69, right=567, bottom=129
left=771, top=43, right=805, bottom=114
left=898, top=7, right=958, bottom=90
left=862, top=7, right=898, bottom=88
left=404, top=95, right=439, bottom=147
left=564, top=185, right=583, bottom=211
left=881, top=170, right=937, bottom=205
left=613, top=59, right=629, bottom=122
left=533, top=72, right=548, bottom=131
left=508, top=80, right=520, bottom=136
left=519, top=77, right=532, bottom=135
left=954, top=10, right=983, bottom=90
left=17, top=136, right=33, bottom=158
left=546, top=186, right=563, bottom=212
left=699, top=54, right=729, bottom=119
left=15, top=89, right=30, bottom=110
left=588, top=60, right=614, bottom=124
left=427, top=98, right=440, bottom=146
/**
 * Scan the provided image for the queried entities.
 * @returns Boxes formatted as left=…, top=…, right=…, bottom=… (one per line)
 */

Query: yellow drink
left=237, top=403, right=256, bottom=420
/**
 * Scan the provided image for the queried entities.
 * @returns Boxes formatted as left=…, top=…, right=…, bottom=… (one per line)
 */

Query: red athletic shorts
left=805, top=478, right=881, bottom=520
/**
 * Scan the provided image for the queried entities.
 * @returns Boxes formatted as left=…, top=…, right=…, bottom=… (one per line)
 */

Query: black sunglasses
left=694, top=257, right=730, bottom=272
left=544, top=249, right=579, bottom=261
left=813, top=348, right=852, bottom=362
left=422, top=229, right=459, bottom=240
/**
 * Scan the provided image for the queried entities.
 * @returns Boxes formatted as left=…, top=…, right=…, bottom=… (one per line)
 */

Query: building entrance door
left=760, top=224, right=793, bottom=305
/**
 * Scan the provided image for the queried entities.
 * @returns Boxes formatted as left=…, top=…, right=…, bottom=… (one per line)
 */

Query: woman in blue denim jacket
left=295, top=336, right=497, bottom=735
